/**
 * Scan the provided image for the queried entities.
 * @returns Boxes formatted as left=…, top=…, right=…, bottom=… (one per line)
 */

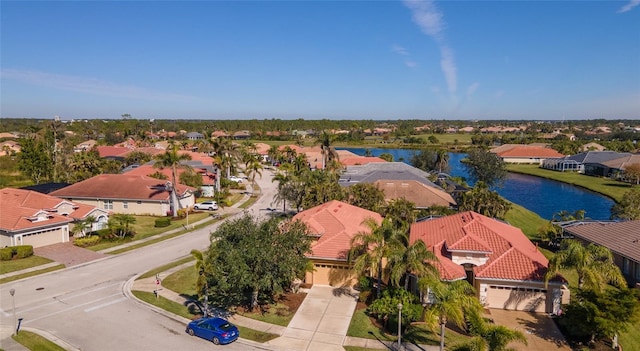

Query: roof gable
left=373, top=179, right=456, bottom=208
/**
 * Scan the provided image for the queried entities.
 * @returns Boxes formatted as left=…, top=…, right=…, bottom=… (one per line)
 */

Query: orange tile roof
left=0, top=188, right=80, bottom=232
left=410, top=211, right=550, bottom=282
left=340, top=156, right=387, bottom=166
left=292, top=200, right=383, bottom=260
left=125, top=164, right=215, bottom=185
left=96, top=146, right=132, bottom=158
left=492, top=145, right=564, bottom=158
left=50, top=174, right=194, bottom=201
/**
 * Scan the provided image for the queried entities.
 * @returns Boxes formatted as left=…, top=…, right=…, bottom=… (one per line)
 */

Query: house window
left=137, top=201, right=142, bottom=205
left=103, top=200, right=113, bottom=210
left=123, top=201, right=128, bottom=209
left=623, top=257, right=630, bottom=274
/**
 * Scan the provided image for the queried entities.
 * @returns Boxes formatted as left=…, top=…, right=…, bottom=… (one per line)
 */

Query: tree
left=346, top=183, right=386, bottom=213
left=545, top=239, right=627, bottom=291
left=203, top=214, right=311, bottom=310
left=191, top=249, right=210, bottom=316
left=458, top=182, right=511, bottom=219
left=179, top=168, right=203, bottom=189
left=68, top=150, right=103, bottom=182
left=154, top=142, right=192, bottom=217
left=453, top=324, right=527, bottom=351
left=382, top=198, right=417, bottom=230
left=387, top=234, right=438, bottom=290
left=435, top=149, right=450, bottom=174
left=410, top=148, right=438, bottom=172
left=315, top=131, right=339, bottom=170
left=623, top=164, right=640, bottom=185
left=244, top=156, right=263, bottom=194
left=349, top=218, right=397, bottom=298
left=17, top=137, right=53, bottom=184
left=611, top=188, right=640, bottom=220
left=108, top=214, right=136, bottom=238
left=379, top=153, right=394, bottom=162
left=461, top=149, right=507, bottom=187
left=419, top=277, right=482, bottom=351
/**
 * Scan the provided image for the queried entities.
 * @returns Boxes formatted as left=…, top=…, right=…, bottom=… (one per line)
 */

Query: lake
left=338, top=147, right=615, bottom=220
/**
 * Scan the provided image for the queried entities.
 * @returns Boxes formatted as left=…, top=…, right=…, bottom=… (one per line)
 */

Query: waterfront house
left=410, top=211, right=569, bottom=313
left=490, top=144, right=564, bottom=165
left=542, top=151, right=632, bottom=176
left=373, top=179, right=456, bottom=208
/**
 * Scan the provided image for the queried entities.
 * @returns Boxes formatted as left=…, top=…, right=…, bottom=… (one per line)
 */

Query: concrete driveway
left=34, top=242, right=106, bottom=267
left=488, top=309, right=571, bottom=351
left=267, top=286, right=358, bottom=351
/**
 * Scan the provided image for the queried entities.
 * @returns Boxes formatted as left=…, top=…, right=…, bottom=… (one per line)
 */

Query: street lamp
left=9, top=288, right=16, bottom=336
left=397, top=303, right=403, bottom=351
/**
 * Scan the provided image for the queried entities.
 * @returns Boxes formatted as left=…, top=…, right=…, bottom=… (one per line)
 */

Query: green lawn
left=507, top=164, right=634, bottom=202
left=137, top=256, right=194, bottom=280
left=504, top=203, right=548, bottom=239
left=619, top=322, right=640, bottom=351
left=0, top=264, right=65, bottom=285
left=12, top=330, right=66, bottom=351
left=0, top=255, right=54, bottom=275
left=162, top=265, right=198, bottom=298
left=237, top=301, right=298, bottom=327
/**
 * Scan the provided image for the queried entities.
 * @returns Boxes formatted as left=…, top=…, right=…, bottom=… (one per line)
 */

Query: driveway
left=488, top=309, right=571, bottom=351
left=267, top=286, right=358, bottom=351
left=34, top=242, right=106, bottom=267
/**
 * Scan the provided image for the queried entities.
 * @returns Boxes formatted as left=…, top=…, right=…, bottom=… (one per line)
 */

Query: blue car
left=186, top=317, right=239, bottom=345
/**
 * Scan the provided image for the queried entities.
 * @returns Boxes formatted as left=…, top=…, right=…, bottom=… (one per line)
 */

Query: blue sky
left=1, top=0, right=639, bottom=120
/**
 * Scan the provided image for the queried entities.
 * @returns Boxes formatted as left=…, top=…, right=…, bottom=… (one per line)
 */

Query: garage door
left=486, top=286, right=547, bottom=312
left=310, top=263, right=353, bottom=287
left=20, top=228, right=66, bottom=248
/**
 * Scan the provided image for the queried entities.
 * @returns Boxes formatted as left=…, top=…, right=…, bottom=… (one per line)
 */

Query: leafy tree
left=108, top=214, right=136, bottom=238
left=124, top=151, right=153, bottom=167
left=410, top=148, right=438, bottom=172
left=154, top=142, right=192, bottom=216
left=17, top=137, right=53, bottom=184
left=349, top=218, right=397, bottom=298
left=191, top=249, right=210, bottom=316
left=419, top=277, right=482, bottom=351
left=300, top=169, right=345, bottom=209
left=203, top=214, right=311, bottom=310
left=346, top=183, right=386, bottom=213
left=435, top=149, right=450, bottom=174
left=453, top=324, right=527, bottom=351
left=559, top=288, right=640, bottom=346
left=461, top=149, right=507, bottom=187
left=367, top=288, right=422, bottom=330
left=382, top=198, right=417, bottom=230
left=458, top=182, right=511, bottom=219
left=379, top=153, right=394, bottom=162
left=179, top=168, right=203, bottom=189
left=387, top=233, right=438, bottom=290
left=68, top=150, right=103, bottom=182
left=315, top=130, right=339, bottom=170
left=623, top=163, right=640, bottom=185
left=545, top=239, right=627, bottom=291
left=611, top=188, right=640, bottom=220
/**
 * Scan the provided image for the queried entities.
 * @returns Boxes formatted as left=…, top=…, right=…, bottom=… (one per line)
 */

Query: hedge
left=155, top=218, right=171, bottom=227
left=0, top=245, right=34, bottom=260
left=74, top=236, right=101, bottom=247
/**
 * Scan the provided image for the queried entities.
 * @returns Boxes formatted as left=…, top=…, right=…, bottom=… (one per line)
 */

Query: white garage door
left=20, top=228, right=66, bottom=248
left=310, top=263, right=353, bottom=287
left=487, top=286, right=547, bottom=312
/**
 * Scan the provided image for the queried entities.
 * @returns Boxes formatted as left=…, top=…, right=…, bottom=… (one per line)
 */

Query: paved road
left=0, top=170, right=284, bottom=351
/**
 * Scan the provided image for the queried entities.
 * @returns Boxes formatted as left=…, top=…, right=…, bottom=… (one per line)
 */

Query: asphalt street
left=0, top=170, right=285, bottom=350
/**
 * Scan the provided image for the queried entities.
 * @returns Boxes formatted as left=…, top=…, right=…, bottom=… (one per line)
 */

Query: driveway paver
left=34, top=242, right=106, bottom=267
left=488, top=309, right=571, bottom=351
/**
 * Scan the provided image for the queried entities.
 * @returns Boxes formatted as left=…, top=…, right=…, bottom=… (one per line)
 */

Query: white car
left=228, top=176, right=244, bottom=183
left=194, top=201, right=219, bottom=211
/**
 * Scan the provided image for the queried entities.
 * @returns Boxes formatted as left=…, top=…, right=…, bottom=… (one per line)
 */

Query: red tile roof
left=0, top=188, right=78, bottom=232
left=410, top=211, right=550, bottom=282
left=50, top=174, right=194, bottom=201
left=292, top=200, right=383, bottom=260
left=491, top=144, right=564, bottom=158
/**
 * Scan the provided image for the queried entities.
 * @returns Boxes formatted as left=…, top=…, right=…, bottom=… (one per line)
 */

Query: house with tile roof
left=373, top=180, right=456, bottom=208
left=0, top=188, right=109, bottom=248
left=50, top=174, right=195, bottom=216
left=562, top=220, right=640, bottom=288
left=291, top=200, right=383, bottom=287
left=490, top=144, right=564, bottom=165
left=339, top=162, right=438, bottom=188
left=0, top=140, right=21, bottom=156
left=542, top=151, right=633, bottom=176
left=410, top=211, right=569, bottom=313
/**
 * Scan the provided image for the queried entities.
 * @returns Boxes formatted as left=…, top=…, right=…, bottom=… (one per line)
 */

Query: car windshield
left=219, top=322, right=233, bottom=331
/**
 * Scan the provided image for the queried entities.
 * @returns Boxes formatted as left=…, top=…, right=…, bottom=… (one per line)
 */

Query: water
left=338, top=147, right=615, bottom=220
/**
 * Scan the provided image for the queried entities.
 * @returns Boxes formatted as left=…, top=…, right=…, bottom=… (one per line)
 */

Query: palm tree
left=387, top=234, right=438, bottom=290
left=191, top=249, right=210, bottom=316
left=545, top=239, right=627, bottom=291
left=435, top=149, right=450, bottom=174
left=452, top=326, right=527, bottom=351
left=349, top=218, right=397, bottom=298
left=154, top=142, right=192, bottom=217
left=245, top=157, right=263, bottom=194
left=315, top=130, right=339, bottom=170
left=419, top=277, right=481, bottom=351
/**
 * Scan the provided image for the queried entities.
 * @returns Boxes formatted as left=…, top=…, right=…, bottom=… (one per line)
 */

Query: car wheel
left=208, top=207, right=213, bottom=210
left=212, top=337, right=220, bottom=345
left=187, top=328, right=194, bottom=336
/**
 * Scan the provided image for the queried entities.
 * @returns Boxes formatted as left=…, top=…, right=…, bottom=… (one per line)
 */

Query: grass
left=162, top=265, right=198, bottom=297
left=238, top=302, right=297, bottom=327
left=347, top=308, right=394, bottom=340
left=137, top=256, right=194, bottom=280
left=504, top=202, right=548, bottom=239
left=0, top=264, right=65, bottom=284
left=12, top=330, right=66, bottom=351
left=131, top=290, right=279, bottom=343
left=0, top=256, right=54, bottom=275
left=620, top=322, right=640, bottom=351
left=506, top=164, right=634, bottom=202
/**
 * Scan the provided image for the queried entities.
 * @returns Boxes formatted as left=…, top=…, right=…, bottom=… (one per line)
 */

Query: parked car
left=228, top=176, right=244, bottom=183
left=194, top=201, right=218, bottom=211
left=186, top=317, right=239, bottom=345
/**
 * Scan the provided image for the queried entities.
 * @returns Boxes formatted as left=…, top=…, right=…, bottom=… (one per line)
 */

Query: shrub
left=14, top=245, right=33, bottom=258
left=155, top=218, right=171, bottom=227
left=0, top=247, right=14, bottom=260
left=74, top=236, right=101, bottom=247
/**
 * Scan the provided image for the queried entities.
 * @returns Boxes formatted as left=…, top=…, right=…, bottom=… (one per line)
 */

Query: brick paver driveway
left=34, top=242, right=106, bottom=267
left=487, top=309, right=571, bottom=351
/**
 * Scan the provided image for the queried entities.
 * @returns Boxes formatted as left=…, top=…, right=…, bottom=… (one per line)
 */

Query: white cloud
left=405, top=61, right=418, bottom=68
left=392, top=44, right=410, bottom=56
left=1, top=68, right=195, bottom=101
left=467, top=82, right=480, bottom=96
left=403, top=0, right=457, bottom=94
left=618, top=0, right=640, bottom=13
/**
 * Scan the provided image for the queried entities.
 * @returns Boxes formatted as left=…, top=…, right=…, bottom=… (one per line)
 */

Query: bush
left=14, top=245, right=34, bottom=258
left=74, top=236, right=101, bottom=247
left=155, top=218, right=171, bottom=227
left=0, top=247, right=14, bottom=260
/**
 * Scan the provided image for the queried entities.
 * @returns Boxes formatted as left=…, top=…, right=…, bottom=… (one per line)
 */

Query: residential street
left=0, top=171, right=284, bottom=350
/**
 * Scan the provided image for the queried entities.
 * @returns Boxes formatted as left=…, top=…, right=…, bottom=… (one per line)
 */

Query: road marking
left=84, top=297, right=127, bottom=312
left=24, top=293, right=123, bottom=324
left=18, top=282, right=122, bottom=314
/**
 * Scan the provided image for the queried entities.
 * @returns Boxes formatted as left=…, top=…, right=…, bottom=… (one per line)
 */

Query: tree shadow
left=516, top=312, right=567, bottom=347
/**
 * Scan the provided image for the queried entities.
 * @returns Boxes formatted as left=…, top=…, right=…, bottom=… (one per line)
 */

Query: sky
left=1, top=0, right=639, bottom=121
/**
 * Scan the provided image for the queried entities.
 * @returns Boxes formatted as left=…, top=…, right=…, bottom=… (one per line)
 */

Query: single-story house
left=0, top=188, right=109, bottom=247
left=186, top=132, right=205, bottom=140
left=410, top=211, right=569, bottom=313
left=291, top=200, right=383, bottom=287
left=0, top=140, right=21, bottom=156
left=339, top=162, right=439, bottom=188
left=373, top=179, right=456, bottom=208
left=562, top=220, right=640, bottom=288
left=50, top=174, right=195, bottom=216
left=490, top=144, right=564, bottom=165
left=542, top=151, right=633, bottom=175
